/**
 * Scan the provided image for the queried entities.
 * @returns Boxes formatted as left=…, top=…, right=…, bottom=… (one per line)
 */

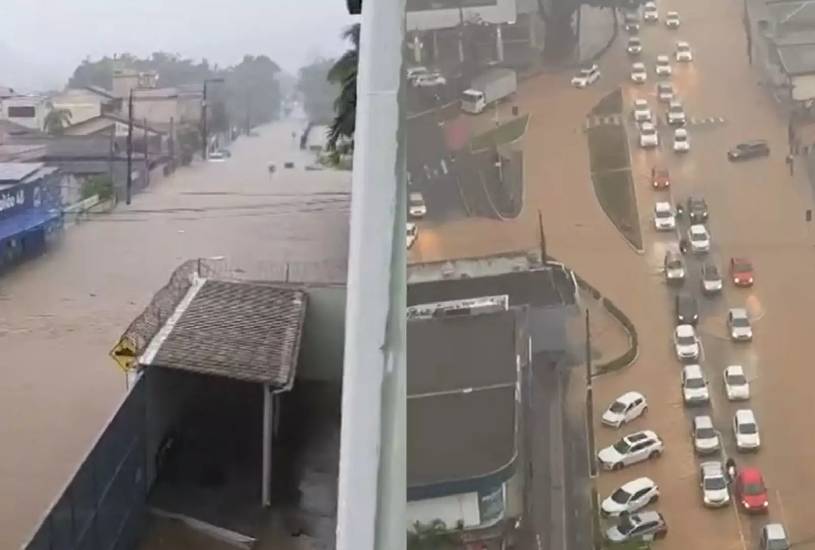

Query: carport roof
left=140, top=279, right=307, bottom=388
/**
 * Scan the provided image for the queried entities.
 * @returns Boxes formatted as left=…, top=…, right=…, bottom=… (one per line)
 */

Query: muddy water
left=0, top=119, right=350, bottom=547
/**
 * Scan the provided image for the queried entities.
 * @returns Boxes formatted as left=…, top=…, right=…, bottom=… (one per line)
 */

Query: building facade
left=0, top=163, right=63, bottom=271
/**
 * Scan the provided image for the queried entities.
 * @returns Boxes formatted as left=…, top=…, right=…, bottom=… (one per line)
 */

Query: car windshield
left=616, top=516, right=637, bottom=534
left=732, top=316, right=749, bottom=327
left=704, top=476, right=727, bottom=490
left=678, top=44, right=690, bottom=51
left=685, top=377, right=705, bottom=389
left=579, top=69, right=592, bottom=76
left=728, top=373, right=747, bottom=385
left=643, top=127, right=656, bottom=135
left=734, top=261, right=751, bottom=272
left=656, top=209, right=671, bottom=218
left=767, top=540, right=789, bottom=550
left=610, top=488, right=631, bottom=504
left=609, top=400, right=627, bottom=413
left=696, top=427, right=716, bottom=439
left=613, top=440, right=632, bottom=454
left=691, top=232, right=706, bottom=241
left=743, top=482, right=765, bottom=495
left=667, top=260, right=682, bottom=270
left=677, top=335, right=695, bottom=345
left=704, top=266, right=719, bottom=279
left=740, top=422, right=757, bottom=434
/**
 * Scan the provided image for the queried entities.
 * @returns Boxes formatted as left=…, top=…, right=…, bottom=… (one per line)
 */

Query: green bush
left=81, top=175, right=114, bottom=201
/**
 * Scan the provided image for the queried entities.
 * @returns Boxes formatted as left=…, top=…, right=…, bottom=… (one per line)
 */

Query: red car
left=652, top=168, right=670, bottom=189
left=734, top=467, right=769, bottom=513
left=730, top=257, right=754, bottom=287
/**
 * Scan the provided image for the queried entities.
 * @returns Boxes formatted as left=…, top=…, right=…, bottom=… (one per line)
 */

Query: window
left=8, top=105, right=36, bottom=118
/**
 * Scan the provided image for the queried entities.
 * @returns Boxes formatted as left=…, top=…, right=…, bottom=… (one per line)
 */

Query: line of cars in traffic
left=589, top=3, right=790, bottom=546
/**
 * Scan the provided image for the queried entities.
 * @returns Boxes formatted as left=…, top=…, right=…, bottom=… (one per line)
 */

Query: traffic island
left=586, top=124, right=643, bottom=252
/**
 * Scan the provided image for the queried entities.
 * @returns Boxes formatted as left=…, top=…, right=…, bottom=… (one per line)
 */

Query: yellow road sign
left=110, top=338, right=139, bottom=372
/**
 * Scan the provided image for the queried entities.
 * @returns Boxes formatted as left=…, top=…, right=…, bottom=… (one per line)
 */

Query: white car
left=409, top=191, right=427, bottom=218
left=633, top=99, right=652, bottom=122
left=699, top=461, right=730, bottom=508
left=406, top=222, right=418, bottom=249
left=627, top=37, right=643, bottom=55
left=657, top=82, right=674, bottom=102
left=667, top=101, right=686, bottom=125
left=701, top=263, right=723, bottom=294
left=597, top=430, right=664, bottom=470
left=682, top=364, right=709, bottom=404
left=676, top=41, right=693, bottom=62
left=665, top=11, right=680, bottom=28
left=673, top=128, right=690, bottom=152
left=733, top=409, right=761, bottom=451
left=727, top=308, right=753, bottom=341
left=655, top=55, right=672, bottom=76
left=406, top=66, right=430, bottom=82
left=606, top=511, right=668, bottom=543
left=760, top=524, right=790, bottom=550
left=414, top=72, right=447, bottom=87
left=602, top=391, right=648, bottom=428
left=674, top=324, right=700, bottom=360
left=689, top=224, right=710, bottom=253
left=692, top=415, right=720, bottom=454
left=630, top=62, right=648, bottom=83
left=724, top=365, right=750, bottom=400
left=572, top=64, right=601, bottom=88
left=653, top=201, right=676, bottom=231
left=601, top=478, right=660, bottom=517
left=639, top=122, right=659, bottom=148
left=665, top=250, right=685, bottom=282
left=643, top=2, right=658, bottom=21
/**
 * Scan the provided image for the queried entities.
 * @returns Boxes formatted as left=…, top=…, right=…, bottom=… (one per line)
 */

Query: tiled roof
left=142, top=279, right=307, bottom=388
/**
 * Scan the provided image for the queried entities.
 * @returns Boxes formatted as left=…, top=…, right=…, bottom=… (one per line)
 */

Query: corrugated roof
left=0, top=162, right=44, bottom=183
left=142, top=279, right=307, bottom=387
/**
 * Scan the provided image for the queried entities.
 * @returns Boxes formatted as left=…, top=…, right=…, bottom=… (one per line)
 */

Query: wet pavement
left=0, top=120, right=350, bottom=547
left=409, top=0, right=815, bottom=546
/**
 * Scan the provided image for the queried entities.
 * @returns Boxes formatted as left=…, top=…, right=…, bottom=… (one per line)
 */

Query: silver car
left=699, top=461, right=730, bottom=507
left=692, top=415, right=720, bottom=454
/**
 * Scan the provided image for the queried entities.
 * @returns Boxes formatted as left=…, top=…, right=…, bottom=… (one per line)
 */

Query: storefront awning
left=0, top=209, right=61, bottom=243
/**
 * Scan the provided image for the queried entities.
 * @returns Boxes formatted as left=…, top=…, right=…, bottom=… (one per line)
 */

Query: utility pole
left=538, top=209, right=547, bottom=262
left=126, top=89, right=134, bottom=205
left=201, top=78, right=225, bottom=160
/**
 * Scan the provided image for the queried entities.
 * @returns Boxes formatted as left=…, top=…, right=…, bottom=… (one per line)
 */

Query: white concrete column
left=262, top=383, right=273, bottom=507
left=413, top=34, right=423, bottom=64
left=496, top=25, right=505, bottom=62
left=432, top=31, right=439, bottom=62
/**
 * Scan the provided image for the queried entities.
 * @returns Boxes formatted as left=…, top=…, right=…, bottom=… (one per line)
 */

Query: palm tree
left=407, top=519, right=461, bottom=550
left=43, top=107, right=73, bottom=135
left=327, top=23, right=360, bottom=150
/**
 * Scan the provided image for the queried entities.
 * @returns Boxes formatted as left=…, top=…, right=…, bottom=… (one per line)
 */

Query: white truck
left=460, top=68, right=517, bottom=114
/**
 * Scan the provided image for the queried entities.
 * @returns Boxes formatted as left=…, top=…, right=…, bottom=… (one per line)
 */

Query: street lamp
left=201, top=77, right=225, bottom=160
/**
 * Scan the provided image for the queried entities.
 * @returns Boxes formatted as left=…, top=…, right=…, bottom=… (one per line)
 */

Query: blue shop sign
left=0, top=184, right=41, bottom=221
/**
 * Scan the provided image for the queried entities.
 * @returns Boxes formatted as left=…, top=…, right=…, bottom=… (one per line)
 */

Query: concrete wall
left=132, top=98, right=180, bottom=127
left=298, top=285, right=347, bottom=382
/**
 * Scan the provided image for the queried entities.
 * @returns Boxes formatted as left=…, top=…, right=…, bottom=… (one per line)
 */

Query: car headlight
left=743, top=501, right=750, bottom=508
left=748, top=277, right=754, bottom=283
left=763, top=501, right=769, bottom=508
left=734, top=278, right=740, bottom=283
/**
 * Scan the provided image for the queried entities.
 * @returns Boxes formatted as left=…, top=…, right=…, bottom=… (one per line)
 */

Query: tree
left=297, top=58, right=339, bottom=124
left=327, top=23, right=360, bottom=150
left=407, top=520, right=460, bottom=550
left=43, top=107, right=73, bottom=135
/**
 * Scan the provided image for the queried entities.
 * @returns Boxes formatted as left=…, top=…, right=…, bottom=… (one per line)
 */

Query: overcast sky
left=1, top=0, right=357, bottom=90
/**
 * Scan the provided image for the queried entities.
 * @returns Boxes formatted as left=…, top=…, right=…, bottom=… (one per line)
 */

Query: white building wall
left=792, top=74, right=815, bottom=100
left=407, top=0, right=517, bottom=31
left=407, top=493, right=481, bottom=529
left=1, top=96, right=48, bottom=130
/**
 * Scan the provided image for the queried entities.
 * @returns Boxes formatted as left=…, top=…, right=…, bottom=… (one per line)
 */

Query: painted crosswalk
left=583, top=114, right=623, bottom=130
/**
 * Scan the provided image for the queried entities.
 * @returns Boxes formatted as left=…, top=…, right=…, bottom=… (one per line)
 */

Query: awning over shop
left=0, top=209, right=61, bottom=243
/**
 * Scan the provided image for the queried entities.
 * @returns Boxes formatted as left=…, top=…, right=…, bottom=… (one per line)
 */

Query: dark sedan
left=686, top=196, right=709, bottom=223
left=675, top=292, right=699, bottom=325
left=728, top=140, right=770, bottom=161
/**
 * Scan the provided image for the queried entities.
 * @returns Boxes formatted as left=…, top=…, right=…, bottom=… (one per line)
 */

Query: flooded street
left=0, top=119, right=350, bottom=547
